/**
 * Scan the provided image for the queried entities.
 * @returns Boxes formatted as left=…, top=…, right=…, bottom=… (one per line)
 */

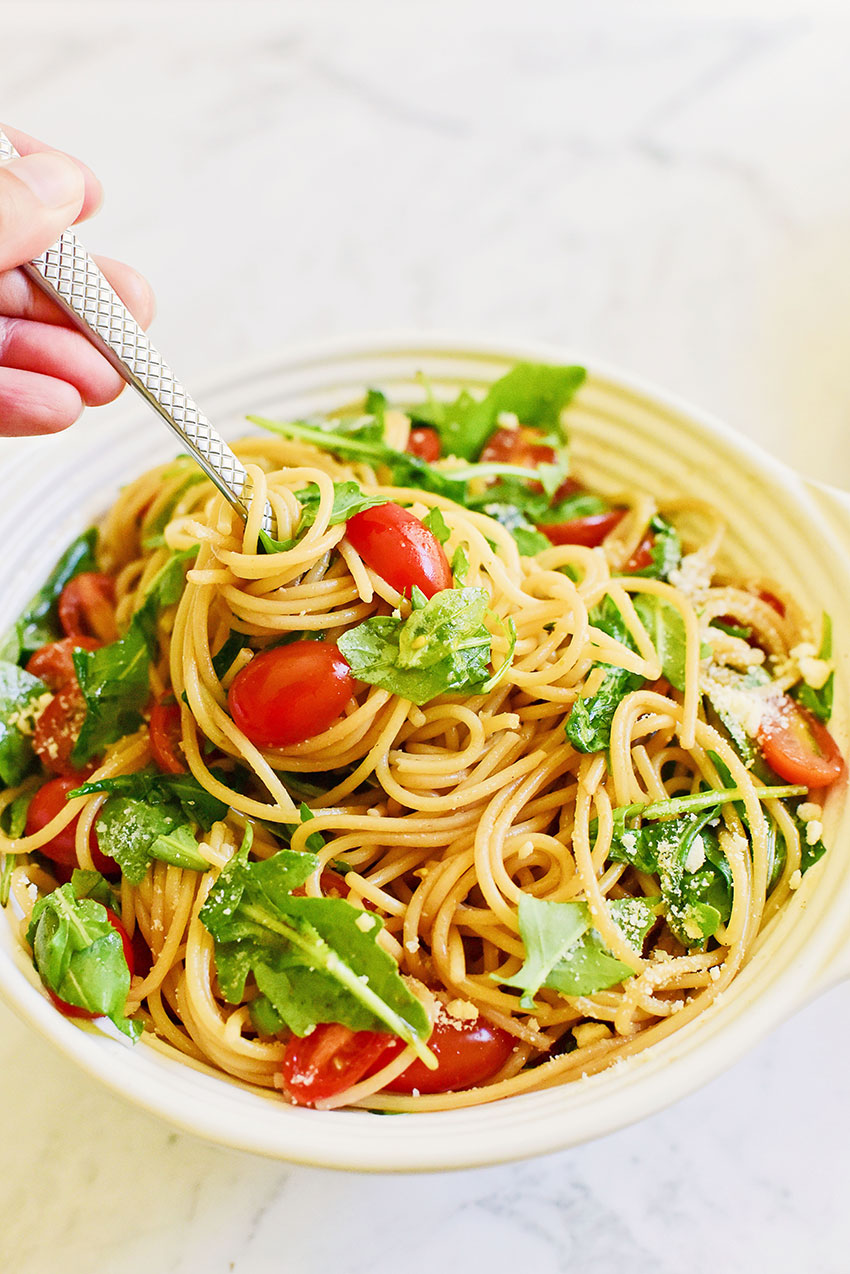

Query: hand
left=0, top=125, right=155, bottom=436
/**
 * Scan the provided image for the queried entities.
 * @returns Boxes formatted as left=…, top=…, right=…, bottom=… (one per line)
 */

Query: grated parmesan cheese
left=788, top=869, right=803, bottom=891
left=798, top=802, right=822, bottom=822
left=805, top=820, right=823, bottom=846
left=668, top=550, right=713, bottom=604
left=683, top=833, right=706, bottom=874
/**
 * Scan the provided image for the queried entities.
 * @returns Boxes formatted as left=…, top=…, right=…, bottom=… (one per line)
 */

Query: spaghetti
left=0, top=362, right=842, bottom=1112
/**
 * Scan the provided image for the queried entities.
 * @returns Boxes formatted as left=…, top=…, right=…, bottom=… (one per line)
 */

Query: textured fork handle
left=0, top=129, right=271, bottom=532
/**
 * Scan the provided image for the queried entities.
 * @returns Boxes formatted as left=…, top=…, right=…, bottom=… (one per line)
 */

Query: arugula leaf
left=609, top=809, right=732, bottom=945
left=26, top=876, right=140, bottom=1040
left=791, top=613, right=834, bottom=723
left=798, top=811, right=827, bottom=874
left=710, top=618, right=753, bottom=642
left=451, top=545, right=471, bottom=588
left=0, top=529, right=98, bottom=663
left=68, top=867, right=119, bottom=911
left=260, top=481, right=389, bottom=555
left=482, top=504, right=551, bottom=556
left=625, top=515, right=681, bottom=581
left=469, top=481, right=603, bottom=528
left=502, top=894, right=656, bottom=1006
left=0, top=786, right=34, bottom=905
left=70, top=767, right=227, bottom=829
left=71, top=550, right=196, bottom=768
left=338, top=587, right=496, bottom=706
left=296, top=480, right=387, bottom=531
left=95, top=795, right=209, bottom=883
left=632, top=593, right=687, bottom=691
left=566, top=597, right=645, bottom=753
left=199, top=842, right=431, bottom=1055
left=423, top=507, right=451, bottom=546
left=412, top=363, right=586, bottom=460
left=0, top=662, right=48, bottom=786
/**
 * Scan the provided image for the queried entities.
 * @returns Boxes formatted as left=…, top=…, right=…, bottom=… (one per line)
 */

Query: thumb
left=0, top=151, right=86, bottom=272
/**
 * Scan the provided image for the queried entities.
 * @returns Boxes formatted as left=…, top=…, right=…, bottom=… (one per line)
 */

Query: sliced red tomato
left=58, top=572, right=118, bottom=644
left=380, top=1012, right=515, bottom=1094
left=148, top=701, right=186, bottom=774
left=48, top=906, right=135, bottom=1019
left=33, top=685, right=88, bottom=777
left=758, top=589, right=786, bottom=618
left=26, top=635, right=101, bottom=693
left=279, top=1022, right=397, bottom=1107
left=540, top=509, right=626, bottom=548
left=406, top=425, right=441, bottom=462
left=625, top=533, right=655, bottom=573
left=25, top=774, right=118, bottom=874
left=345, top=503, right=452, bottom=599
left=228, top=641, right=357, bottom=749
left=757, top=696, right=844, bottom=787
left=479, top=426, right=557, bottom=469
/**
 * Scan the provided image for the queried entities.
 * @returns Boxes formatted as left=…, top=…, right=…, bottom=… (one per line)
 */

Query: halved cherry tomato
left=758, top=589, right=786, bottom=618
left=479, top=426, right=557, bottom=469
left=345, top=502, right=452, bottom=599
left=279, top=1023, right=397, bottom=1106
left=58, top=572, right=118, bottom=644
left=48, top=906, right=135, bottom=1019
left=406, top=425, right=441, bottom=462
left=33, top=685, right=88, bottom=776
left=26, top=635, right=101, bottom=693
left=228, top=641, right=357, bottom=749
left=148, top=701, right=186, bottom=774
left=625, top=534, right=655, bottom=573
left=757, top=696, right=844, bottom=787
left=540, top=509, right=626, bottom=547
left=380, top=1012, right=516, bottom=1094
left=25, top=774, right=118, bottom=874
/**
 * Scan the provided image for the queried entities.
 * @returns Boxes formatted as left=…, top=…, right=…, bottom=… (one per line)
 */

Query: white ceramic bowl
left=2, top=335, right=849, bottom=1172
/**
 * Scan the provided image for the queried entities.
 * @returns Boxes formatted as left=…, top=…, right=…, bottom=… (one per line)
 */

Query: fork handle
left=0, top=129, right=271, bottom=532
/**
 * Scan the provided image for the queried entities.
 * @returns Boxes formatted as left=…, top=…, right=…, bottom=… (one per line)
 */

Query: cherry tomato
left=58, top=572, right=118, bottom=644
left=26, top=635, right=101, bottom=693
left=381, top=1012, right=516, bottom=1094
left=228, top=641, right=357, bottom=749
left=25, top=774, right=118, bottom=874
left=279, top=1022, right=397, bottom=1107
left=148, top=701, right=186, bottom=774
left=540, top=509, right=626, bottom=548
left=345, top=503, right=452, bottom=599
left=479, top=426, right=557, bottom=469
left=48, top=906, right=135, bottom=1019
left=33, top=685, right=88, bottom=776
left=625, top=534, right=655, bottom=573
left=406, top=425, right=441, bottom=462
left=757, top=696, right=844, bottom=788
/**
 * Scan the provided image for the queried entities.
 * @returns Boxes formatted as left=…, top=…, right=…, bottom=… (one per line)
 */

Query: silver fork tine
left=0, top=128, right=272, bottom=533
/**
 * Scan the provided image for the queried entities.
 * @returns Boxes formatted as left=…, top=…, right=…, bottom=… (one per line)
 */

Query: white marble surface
left=3, top=2, right=850, bottom=1270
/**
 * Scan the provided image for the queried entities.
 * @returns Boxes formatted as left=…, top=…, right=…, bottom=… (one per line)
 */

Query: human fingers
left=1, top=123, right=103, bottom=223
left=0, top=151, right=86, bottom=271
left=0, top=366, right=83, bottom=436
left=0, top=255, right=156, bottom=328
left=0, top=316, right=131, bottom=407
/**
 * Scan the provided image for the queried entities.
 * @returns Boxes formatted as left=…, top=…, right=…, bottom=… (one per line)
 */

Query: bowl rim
left=2, top=329, right=850, bottom=1172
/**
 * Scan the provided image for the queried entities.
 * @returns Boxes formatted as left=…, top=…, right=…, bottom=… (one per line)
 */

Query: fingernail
left=3, top=151, right=85, bottom=209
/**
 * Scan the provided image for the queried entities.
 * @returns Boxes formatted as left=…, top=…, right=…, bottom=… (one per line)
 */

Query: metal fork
left=0, top=128, right=272, bottom=532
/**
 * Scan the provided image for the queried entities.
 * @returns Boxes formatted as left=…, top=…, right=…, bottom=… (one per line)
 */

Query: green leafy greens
left=566, top=597, right=645, bottom=753
left=0, top=529, right=98, bottom=664
left=337, top=587, right=510, bottom=706
left=71, top=549, right=197, bottom=767
left=501, top=894, right=657, bottom=1006
left=411, top=362, right=586, bottom=460
left=791, top=613, right=834, bottom=723
left=0, top=662, right=48, bottom=786
left=259, top=480, right=388, bottom=554
left=199, top=833, right=432, bottom=1057
left=26, top=870, right=141, bottom=1040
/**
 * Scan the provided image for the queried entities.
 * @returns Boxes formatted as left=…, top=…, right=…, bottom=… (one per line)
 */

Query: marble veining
left=3, top=2, right=850, bottom=1271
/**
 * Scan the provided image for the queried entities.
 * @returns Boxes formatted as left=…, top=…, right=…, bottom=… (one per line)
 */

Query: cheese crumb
left=797, top=802, right=822, bottom=822
left=404, top=938, right=419, bottom=953
left=683, top=833, right=706, bottom=874
left=668, top=550, right=713, bottom=604
left=573, top=1022, right=612, bottom=1048
left=517, top=839, right=534, bottom=861
left=788, top=869, right=803, bottom=891
left=805, top=820, right=823, bottom=846
left=709, top=964, right=723, bottom=981
left=355, top=912, right=374, bottom=932
left=445, top=998, right=479, bottom=1022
